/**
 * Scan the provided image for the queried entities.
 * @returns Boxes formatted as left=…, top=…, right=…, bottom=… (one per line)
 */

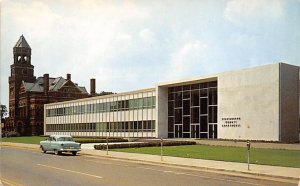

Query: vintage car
left=40, top=135, right=81, bottom=155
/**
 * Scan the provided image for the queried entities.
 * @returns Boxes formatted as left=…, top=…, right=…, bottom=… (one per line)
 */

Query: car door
left=42, top=137, right=51, bottom=151
left=50, top=136, right=57, bottom=150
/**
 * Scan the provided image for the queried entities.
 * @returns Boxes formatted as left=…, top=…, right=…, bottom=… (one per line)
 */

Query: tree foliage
left=1, top=104, right=8, bottom=119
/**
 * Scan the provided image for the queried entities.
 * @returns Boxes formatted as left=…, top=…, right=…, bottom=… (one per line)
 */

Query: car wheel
left=41, top=146, right=46, bottom=153
left=72, top=151, right=77, bottom=156
left=54, top=149, right=60, bottom=155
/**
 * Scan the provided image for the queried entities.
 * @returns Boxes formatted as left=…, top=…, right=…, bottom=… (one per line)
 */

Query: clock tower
left=8, top=35, right=36, bottom=122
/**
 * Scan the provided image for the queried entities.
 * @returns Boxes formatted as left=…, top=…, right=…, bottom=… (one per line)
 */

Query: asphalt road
left=0, top=147, right=296, bottom=186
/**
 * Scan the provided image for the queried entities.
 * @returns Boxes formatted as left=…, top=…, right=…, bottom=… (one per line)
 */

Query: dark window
left=183, top=91, right=190, bottom=99
left=168, top=93, right=174, bottom=100
left=168, top=87, right=174, bottom=93
left=134, top=121, right=138, bottom=132
left=175, top=109, right=182, bottom=124
left=191, top=90, right=199, bottom=106
left=175, top=92, right=182, bottom=108
left=200, top=89, right=208, bottom=97
left=183, top=100, right=190, bottom=115
left=209, top=88, right=217, bottom=105
left=191, top=107, right=199, bottom=123
left=138, top=121, right=143, bottom=132
left=209, top=81, right=217, bottom=87
left=168, top=101, right=174, bottom=116
left=191, top=83, right=199, bottom=90
left=183, top=116, right=190, bottom=132
left=168, top=117, right=174, bottom=132
left=174, top=86, right=182, bottom=92
left=200, top=116, right=208, bottom=132
left=183, top=85, right=190, bottom=91
left=208, top=106, right=217, bottom=123
left=200, top=98, right=208, bottom=114
left=200, top=82, right=208, bottom=88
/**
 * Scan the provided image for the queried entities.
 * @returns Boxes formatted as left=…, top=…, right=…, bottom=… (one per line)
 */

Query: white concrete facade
left=44, top=63, right=299, bottom=142
left=218, top=64, right=280, bottom=141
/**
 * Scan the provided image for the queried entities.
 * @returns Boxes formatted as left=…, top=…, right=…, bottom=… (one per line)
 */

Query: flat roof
left=157, top=62, right=293, bottom=87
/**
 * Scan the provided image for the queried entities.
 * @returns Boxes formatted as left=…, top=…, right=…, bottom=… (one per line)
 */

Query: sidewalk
left=2, top=142, right=300, bottom=181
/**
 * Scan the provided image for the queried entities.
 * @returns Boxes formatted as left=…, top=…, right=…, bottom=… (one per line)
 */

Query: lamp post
left=106, top=136, right=109, bottom=155
left=160, top=138, right=163, bottom=161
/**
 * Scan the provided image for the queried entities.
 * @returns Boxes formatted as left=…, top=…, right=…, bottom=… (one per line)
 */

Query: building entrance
left=174, top=124, right=183, bottom=138
left=191, top=124, right=200, bottom=138
left=209, top=124, right=217, bottom=139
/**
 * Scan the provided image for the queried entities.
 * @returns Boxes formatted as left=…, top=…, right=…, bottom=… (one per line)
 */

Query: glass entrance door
left=208, top=124, right=217, bottom=139
left=174, top=125, right=183, bottom=138
left=191, top=125, right=200, bottom=138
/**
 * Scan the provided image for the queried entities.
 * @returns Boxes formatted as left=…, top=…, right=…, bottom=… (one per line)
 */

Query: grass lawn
left=1, top=136, right=99, bottom=144
left=1, top=136, right=46, bottom=144
left=113, top=145, right=300, bottom=168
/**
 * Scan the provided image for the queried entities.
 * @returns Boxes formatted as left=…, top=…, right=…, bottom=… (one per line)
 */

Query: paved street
left=0, top=147, right=296, bottom=186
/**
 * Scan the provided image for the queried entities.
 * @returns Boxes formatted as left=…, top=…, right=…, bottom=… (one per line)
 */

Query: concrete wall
left=279, top=63, right=299, bottom=142
left=156, top=86, right=168, bottom=138
left=218, top=64, right=280, bottom=141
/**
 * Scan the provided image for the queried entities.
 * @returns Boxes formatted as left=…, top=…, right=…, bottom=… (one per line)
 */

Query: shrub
left=75, top=138, right=128, bottom=144
left=94, top=140, right=196, bottom=150
left=2, top=131, right=20, bottom=137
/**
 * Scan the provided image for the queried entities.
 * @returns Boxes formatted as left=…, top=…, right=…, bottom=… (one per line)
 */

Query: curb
left=2, top=142, right=299, bottom=183
left=79, top=151, right=299, bottom=183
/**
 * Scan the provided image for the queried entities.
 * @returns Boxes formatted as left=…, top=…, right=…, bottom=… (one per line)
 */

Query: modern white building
left=44, top=63, right=300, bottom=142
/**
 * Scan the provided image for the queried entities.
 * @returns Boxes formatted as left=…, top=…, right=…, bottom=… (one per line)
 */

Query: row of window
left=168, top=88, right=217, bottom=106
left=46, top=120, right=156, bottom=132
left=46, top=96, right=156, bottom=117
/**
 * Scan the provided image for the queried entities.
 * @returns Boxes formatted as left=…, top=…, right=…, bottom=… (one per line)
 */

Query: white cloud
left=229, top=33, right=258, bottom=48
left=1, top=0, right=299, bottom=107
left=2, top=1, right=60, bottom=39
left=224, top=0, right=284, bottom=25
left=167, top=40, right=207, bottom=79
left=139, top=28, right=155, bottom=43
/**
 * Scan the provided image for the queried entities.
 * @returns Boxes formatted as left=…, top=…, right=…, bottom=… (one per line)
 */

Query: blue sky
left=1, top=0, right=300, bottom=107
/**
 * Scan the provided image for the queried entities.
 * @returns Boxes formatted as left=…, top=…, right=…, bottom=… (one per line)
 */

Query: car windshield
left=57, top=137, right=73, bottom=141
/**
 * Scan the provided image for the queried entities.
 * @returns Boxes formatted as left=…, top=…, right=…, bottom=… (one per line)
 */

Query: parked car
left=40, top=135, right=81, bottom=155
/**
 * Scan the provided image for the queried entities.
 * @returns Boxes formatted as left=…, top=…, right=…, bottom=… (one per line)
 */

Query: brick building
left=5, top=35, right=96, bottom=135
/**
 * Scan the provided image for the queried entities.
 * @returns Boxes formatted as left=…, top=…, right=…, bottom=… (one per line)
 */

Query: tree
left=0, top=104, right=7, bottom=121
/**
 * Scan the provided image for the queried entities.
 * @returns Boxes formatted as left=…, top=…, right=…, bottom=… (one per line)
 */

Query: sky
left=1, top=0, right=300, bottom=108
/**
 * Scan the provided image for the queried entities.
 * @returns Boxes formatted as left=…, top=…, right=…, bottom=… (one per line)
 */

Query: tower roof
left=14, top=35, right=31, bottom=48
